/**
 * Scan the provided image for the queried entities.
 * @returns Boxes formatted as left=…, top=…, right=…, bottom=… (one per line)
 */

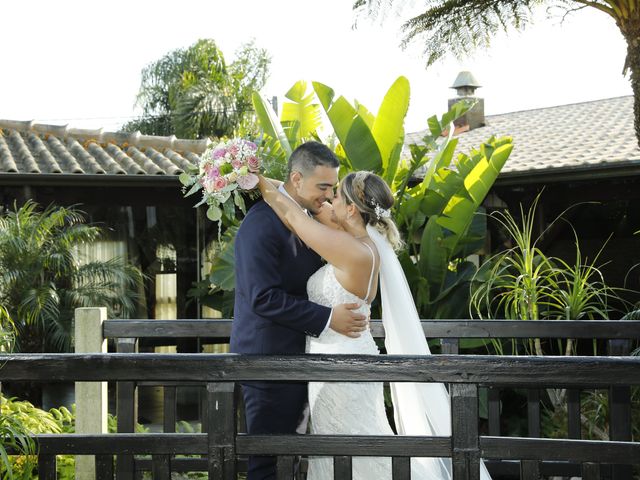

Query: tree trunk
left=622, top=17, right=640, bottom=149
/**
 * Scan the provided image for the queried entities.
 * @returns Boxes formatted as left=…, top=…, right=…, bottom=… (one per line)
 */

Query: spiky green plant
left=0, top=201, right=143, bottom=354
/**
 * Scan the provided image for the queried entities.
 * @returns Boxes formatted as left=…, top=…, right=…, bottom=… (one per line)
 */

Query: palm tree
left=0, top=201, right=143, bottom=354
left=353, top=0, right=640, bottom=147
left=122, top=39, right=271, bottom=139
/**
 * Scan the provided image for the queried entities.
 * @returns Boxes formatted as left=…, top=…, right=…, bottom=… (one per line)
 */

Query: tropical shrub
left=192, top=77, right=513, bottom=320
left=250, top=77, right=513, bottom=319
left=470, top=195, right=640, bottom=438
left=0, top=306, right=36, bottom=480
left=470, top=195, right=624, bottom=354
left=0, top=201, right=143, bottom=354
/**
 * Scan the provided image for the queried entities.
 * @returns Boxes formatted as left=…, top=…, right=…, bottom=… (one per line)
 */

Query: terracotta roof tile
left=0, top=120, right=211, bottom=177
left=67, top=138, right=106, bottom=174
left=0, top=135, right=18, bottom=173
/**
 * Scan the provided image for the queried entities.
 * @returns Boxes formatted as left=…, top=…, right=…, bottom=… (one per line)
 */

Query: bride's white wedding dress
left=304, top=225, right=492, bottom=480
left=305, top=242, right=450, bottom=480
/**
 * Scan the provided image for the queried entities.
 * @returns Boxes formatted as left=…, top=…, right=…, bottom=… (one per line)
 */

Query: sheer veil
left=366, top=224, right=491, bottom=480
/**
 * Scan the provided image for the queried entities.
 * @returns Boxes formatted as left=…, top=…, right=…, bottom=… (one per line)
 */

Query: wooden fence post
left=116, top=338, right=138, bottom=480
left=207, top=382, right=236, bottom=480
left=608, top=339, right=632, bottom=480
left=75, top=307, right=108, bottom=480
left=451, top=383, right=480, bottom=480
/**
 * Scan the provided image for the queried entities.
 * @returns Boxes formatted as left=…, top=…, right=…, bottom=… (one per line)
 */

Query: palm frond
left=354, top=0, right=543, bottom=66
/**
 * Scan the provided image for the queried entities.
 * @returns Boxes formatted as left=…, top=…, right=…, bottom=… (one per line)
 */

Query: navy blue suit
left=231, top=200, right=331, bottom=480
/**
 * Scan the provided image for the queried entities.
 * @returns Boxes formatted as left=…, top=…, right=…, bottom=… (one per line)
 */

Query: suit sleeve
left=235, top=210, right=330, bottom=337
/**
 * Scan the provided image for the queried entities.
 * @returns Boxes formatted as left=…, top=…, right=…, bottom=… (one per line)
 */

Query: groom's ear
left=290, top=171, right=303, bottom=189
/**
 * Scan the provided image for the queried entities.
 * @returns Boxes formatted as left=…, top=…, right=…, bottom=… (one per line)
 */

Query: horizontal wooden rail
left=33, top=434, right=207, bottom=455
left=22, top=434, right=640, bottom=464
left=19, top=434, right=640, bottom=464
left=236, top=435, right=452, bottom=457
left=1, top=353, right=639, bottom=387
left=103, top=319, right=640, bottom=339
left=480, top=437, right=640, bottom=463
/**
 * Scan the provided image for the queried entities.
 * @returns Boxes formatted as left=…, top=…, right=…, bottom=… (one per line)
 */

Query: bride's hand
left=313, top=201, right=342, bottom=230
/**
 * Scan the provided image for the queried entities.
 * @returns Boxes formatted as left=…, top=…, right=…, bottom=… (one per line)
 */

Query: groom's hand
left=329, top=303, right=368, bottom=338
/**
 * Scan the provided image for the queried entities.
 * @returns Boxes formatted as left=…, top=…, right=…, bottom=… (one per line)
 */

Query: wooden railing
left=1, top=353, right=639, bottom=480
left=103, top=317, right=640, bottom=476
left=4, top=311, right=639, bottom=479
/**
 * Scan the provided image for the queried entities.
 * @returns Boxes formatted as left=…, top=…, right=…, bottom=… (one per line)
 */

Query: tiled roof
left=0, top=119, right=209, bottom=177
left=405, top=96, right=640, bottom=179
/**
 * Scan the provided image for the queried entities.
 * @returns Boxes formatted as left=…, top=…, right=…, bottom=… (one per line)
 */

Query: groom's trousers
left=241, top=381, right=308, bottom=480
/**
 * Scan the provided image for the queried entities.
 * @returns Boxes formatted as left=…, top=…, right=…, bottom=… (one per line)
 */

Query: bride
left=257, top=171, right=491, bottom=480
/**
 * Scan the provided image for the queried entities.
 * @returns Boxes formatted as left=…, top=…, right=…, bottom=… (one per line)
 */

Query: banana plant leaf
left=418, top=216, right=450, bottom=301
left=437, top=137, right=513, bottom=245
left=252, top=92, right=292, bottom=157
left=419, top=168, right=464, bottom=217
left=281, top=80, right=323, bottom=146
left=208, top=226, right=238, bottom=291
left=312, top=82, right=382, bottom=172
left=371, top=76, right=410, bottom=183
left=453, top=210, right=487, bottom=259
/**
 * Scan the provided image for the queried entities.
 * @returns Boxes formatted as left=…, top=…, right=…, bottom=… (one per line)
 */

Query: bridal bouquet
left=180, top=138, right=262, bottom=222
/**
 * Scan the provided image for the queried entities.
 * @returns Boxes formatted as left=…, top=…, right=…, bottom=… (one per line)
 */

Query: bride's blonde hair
left=340, top=171, right=403, bottom=251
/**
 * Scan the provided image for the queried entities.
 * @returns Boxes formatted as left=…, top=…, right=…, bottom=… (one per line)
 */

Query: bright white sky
left=0, top=0, right=632, bottom=134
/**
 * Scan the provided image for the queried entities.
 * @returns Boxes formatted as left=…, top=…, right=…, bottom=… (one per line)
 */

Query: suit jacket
left=230, top=200, right=331, bottom=354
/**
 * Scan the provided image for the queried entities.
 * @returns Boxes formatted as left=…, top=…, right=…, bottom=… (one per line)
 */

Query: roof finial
left=451, top=71, right=481, bottom=97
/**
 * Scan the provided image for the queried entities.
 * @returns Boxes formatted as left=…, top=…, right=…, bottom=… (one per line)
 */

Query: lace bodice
left=306, top=263, right=379, bottom=354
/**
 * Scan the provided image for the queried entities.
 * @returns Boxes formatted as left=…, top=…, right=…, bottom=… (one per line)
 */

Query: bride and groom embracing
left=230, top=141, right=491, bottom=480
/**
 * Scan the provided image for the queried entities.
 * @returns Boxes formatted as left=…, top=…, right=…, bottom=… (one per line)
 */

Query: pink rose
left=245, top=141, right=257, bottom=151
left=231, top=159, right=243, bottom=169
left=212, top=148, right=226, bottom=160
left=202, top=178, right=215, bottom=194
left=246, top=155, right=260, bottom=172
left=213, top=176, right=228, bottom=191
left=228, top=144, right=240, bottom=157
left=237, top=173, right=259, bottom=190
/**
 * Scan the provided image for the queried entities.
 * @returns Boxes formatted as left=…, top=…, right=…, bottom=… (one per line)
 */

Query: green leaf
left=281, top=80, right=323, bottom=145
left=223, top=198, right=236, bottom=220
left=418, top=136, right=458, bottom=195
left=419, top=217, right=450, bottom=299
left=209, top=244, right=236, bottom=291
left=437, top=137, right=513, bottom=245
left=179, top=172, right=193, bottom=186
left=441, top=99, right=475, bottom=127
left=372, top=76, right=410, bottom=182
left=355, top=101, right=376, bottom=130
left=184, top=181, right=202, bottom=197
left=252, top=91, right=292, bottom=156
left=208, top=226, right=239, bottom=291
left=313, top=90, right=383, bottom=171
left=206, top=205, right=222, bottom=222
left=312, top=81, right=335, bottom=111
left=233, top=190, right=246, bottom=214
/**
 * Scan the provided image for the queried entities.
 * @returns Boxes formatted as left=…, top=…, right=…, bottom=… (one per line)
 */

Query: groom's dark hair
left=287, top=141, right=339, bottom=177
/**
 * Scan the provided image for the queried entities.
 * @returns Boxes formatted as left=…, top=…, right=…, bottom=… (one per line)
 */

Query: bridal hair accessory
left=374, top=202, right=391, bottom=220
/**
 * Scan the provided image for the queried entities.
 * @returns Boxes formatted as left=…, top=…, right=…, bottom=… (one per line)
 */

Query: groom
left=231, top=141, right=367, bottom=480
